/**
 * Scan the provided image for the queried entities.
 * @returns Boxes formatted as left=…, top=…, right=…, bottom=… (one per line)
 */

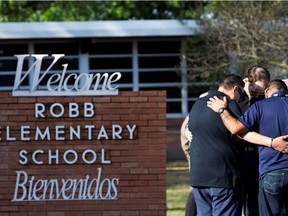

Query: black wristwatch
left=218, top=107, right=227, bottom=114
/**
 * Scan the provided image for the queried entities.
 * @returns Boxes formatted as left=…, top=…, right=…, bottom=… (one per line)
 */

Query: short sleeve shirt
left=238, top=91, right=288, bottom=178
left=189, top=90, right=243, bottom=188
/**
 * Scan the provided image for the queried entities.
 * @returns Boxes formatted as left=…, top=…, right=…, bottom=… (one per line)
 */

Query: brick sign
left=0, top=54, right=167, bottom=215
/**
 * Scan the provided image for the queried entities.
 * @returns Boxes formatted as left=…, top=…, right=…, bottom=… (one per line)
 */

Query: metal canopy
left=0, top=20, right=198, bottom=39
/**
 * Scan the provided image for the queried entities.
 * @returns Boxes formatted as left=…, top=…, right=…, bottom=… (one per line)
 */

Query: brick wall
left=0, top=91, right=167, bottom=216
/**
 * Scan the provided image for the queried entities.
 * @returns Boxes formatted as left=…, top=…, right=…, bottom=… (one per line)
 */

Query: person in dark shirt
left=184, top=65, right=270, bottom=215
left=188, top=74, right=245, bottom=216
left=207, top=79, right=288, bottom=216
left=181, top=92, right=208, bottom=216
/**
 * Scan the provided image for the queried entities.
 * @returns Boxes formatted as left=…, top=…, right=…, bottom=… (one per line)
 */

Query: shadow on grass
left=167, top=161, right=190, bottom=216
left=167, top=161, right=190, bottom=187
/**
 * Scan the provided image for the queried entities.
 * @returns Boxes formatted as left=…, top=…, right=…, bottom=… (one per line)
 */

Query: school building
left=0, top=19, right=200, bottom=161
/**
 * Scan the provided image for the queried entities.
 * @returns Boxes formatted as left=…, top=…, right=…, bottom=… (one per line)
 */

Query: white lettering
left=126, top=125, right=137, bottom=139
left=6, top=126, right=16, bottom=141
left=19, top=149, right=111, bottom=165
left=35, top=103, right=45, bottom=118
left=50, top=103, right=65, bottom=118
left=19, top=150, right=28, bottom=165
left=35, top=127, right=51, bottom=140
left=101, top=149, right=111, bottom=164
left=20, top=125, right=30, bottom=141
left=12, top=169, right=119, bottom=201
left=33, top=178, right=45, bottom=200
left=112, top=125, right=122, bottom=139
left=69, top=103, right=79, bottom=118
left=32, top=150, right=44, bottom=165
left=82, top=149, right=97, bottom=164
left=13, top=171, right=28, bottom=201
left=107, top=72, right=121, bottom=91
left=84, top=103, right=94, bottom=118
left=48, top=150, right=59, bottom=165
left=63, top=72, right=76, bottom=92
left=35, top=103, right=95, bottom=118
left=97, top=126, right=108, bottom=140
left=85, top=125, right=95, bottom=140
left=75, top=73, right=88, bottom=91
left=110, top=178, right=119, bottom=199
left=55, top=125, right=65, bottom=140
left=63, top=150, right=78, bottom=165
left=2, top=124, right=137, bottom=141
left=12, top=54, right=121, bottom=97
left=47, top=73, right=61, bottom=91
left=61, top=179, right=74, bottom=199
left=70, top=126, right=80, bottom=140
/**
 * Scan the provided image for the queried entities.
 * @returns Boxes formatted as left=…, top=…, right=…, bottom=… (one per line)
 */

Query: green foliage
left=3, top=1, right=288, bottom=81
left=0, top=1, right=205, bottom=22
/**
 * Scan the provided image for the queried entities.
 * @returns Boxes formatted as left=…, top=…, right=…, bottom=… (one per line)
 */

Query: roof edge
left=0, top=19, right=199, bottom=39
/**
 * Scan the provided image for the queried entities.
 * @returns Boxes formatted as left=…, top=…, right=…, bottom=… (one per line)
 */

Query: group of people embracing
left=181, top=65, right=288, bottom=216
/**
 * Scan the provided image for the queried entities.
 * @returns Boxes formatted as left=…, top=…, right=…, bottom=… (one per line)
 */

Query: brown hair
left=266, top=79, right=288, bottom=91
left=244, top=65, right=270, bottom=84
left=219, top=74, right=244, bottom=90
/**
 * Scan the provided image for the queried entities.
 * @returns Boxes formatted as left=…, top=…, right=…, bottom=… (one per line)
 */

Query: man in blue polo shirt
left=207, top=79, right=288, bottom=215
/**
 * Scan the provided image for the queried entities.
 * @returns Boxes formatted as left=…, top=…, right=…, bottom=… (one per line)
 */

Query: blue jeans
left=193, top=187, right=242, bottom=216
left=259, top=168, right=288, bottom=216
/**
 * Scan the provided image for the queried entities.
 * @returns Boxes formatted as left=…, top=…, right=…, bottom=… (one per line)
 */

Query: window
left=0, top=39, right=188, bottom=118
left=0, top=43, right=28, bottom=90
left=89, top=41, right=133, bottom=90
left=138, top=40, right=183, bottom=116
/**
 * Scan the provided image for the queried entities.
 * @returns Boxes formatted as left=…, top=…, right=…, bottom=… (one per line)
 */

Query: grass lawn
left=167, top=161, right=190, bottom=216
left=166, top=161, right=247, bottom=216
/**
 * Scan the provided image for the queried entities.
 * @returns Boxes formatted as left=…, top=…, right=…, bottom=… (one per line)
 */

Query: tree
left=0, top=1, right=204, bottom=22
left=186, top=1, right=288, bottom=81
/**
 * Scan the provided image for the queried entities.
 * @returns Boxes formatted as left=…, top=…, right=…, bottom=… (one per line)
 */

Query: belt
left=244, top=147, right=255, bottom=152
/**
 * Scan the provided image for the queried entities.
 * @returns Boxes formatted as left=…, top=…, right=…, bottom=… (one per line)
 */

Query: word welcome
left=12, top=54, right=121, bottom=97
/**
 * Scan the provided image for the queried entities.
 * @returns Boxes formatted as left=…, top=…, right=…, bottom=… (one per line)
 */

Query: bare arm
left=207, top=96, right=288, bottom=153
left=239, top=131, right=288, bottom=152
left=207, top=96, right=247, bottom=135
